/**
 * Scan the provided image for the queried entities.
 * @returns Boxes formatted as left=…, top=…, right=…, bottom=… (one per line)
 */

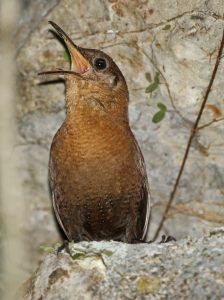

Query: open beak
left=38, top=21, right=90, bottom=77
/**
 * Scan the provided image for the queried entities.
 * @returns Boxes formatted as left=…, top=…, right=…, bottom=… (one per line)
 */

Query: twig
left=153, top=28, right=224, bottom=241
left=197, top=117, right=224, bottom=130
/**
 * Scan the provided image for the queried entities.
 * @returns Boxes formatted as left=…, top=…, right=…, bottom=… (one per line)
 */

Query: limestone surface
left=20, top=228, right=224, bottom=300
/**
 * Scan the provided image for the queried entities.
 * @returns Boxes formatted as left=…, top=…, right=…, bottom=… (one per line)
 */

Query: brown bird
left=39, top=21, right=150, bottom=243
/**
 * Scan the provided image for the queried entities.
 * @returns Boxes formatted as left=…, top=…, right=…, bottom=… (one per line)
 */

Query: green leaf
left=71, top=252, right=85, bottom=260
left=152, top=102, right=167, bottom=123
left=63, top=50, right=70, bottom=62
left=39, top=245, right=55, bottom=253
left=162, top=24, right=171, bottom=31
left=145, top=72, right=160, bottom=93
left=157, top=102, right=167, bottom=112
left=103, top=250, right=113, bottom=257
left=152, top=110, right=165, bottom=123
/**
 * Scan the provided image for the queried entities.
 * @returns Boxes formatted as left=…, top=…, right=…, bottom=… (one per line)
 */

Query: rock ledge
left=20, top=227, right=224, bottom=300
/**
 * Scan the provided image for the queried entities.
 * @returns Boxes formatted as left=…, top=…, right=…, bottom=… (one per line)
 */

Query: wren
left=39, top=21, right=151, bottom=243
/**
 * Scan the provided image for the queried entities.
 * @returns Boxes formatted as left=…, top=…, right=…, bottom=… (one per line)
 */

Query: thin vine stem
left=153, top=29, right=224, bottom=241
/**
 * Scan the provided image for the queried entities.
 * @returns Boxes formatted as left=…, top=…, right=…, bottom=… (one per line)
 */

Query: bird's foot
left=57, top=240, right=71, bottom=255
left=159, top=235, right=176, bottom=244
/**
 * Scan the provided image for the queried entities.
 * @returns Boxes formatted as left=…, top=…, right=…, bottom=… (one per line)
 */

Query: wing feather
left=49, top=155, right=71, bottom=241
left=133, top=136, right=151, bottom=241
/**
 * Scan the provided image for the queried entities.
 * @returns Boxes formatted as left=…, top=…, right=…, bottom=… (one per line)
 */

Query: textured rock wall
left=20, top=228, right=224, bottom=300
left=16, top=0, right=224, bottom=276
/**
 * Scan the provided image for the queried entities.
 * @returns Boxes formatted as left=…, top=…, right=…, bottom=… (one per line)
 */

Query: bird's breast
left=49, top=111, right=145, bottom=241
left=50, top=112, right=141, bottom=197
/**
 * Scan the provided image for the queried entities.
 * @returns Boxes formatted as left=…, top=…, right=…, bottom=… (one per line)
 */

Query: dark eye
left=94, top=58, right=107, bottom=70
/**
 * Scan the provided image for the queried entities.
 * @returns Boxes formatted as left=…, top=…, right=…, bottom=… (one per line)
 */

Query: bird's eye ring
left=94, top=58, right=107, bottom=70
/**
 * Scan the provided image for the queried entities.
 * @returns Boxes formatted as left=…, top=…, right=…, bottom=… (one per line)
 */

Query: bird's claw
left=56, top=240, right=71, bottom=255
left=159, top=235, right=176, bottom=243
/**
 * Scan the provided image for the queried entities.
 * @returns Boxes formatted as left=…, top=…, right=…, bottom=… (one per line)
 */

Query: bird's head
left=39, top=21, right=129, bottom=118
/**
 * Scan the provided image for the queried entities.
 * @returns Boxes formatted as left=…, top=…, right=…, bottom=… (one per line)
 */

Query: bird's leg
left=159, top=235, right=176, bottom=243
left=57, top=240, right=70, bottom=255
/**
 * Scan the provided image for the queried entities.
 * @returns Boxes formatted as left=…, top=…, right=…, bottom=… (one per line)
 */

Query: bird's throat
left=65, top=79, right=128, bottom=120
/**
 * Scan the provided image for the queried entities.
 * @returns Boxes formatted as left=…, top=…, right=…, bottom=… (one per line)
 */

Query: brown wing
left=48, top=152, right=72, bottom=241
left=133, top=136, right=151, bottom=241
